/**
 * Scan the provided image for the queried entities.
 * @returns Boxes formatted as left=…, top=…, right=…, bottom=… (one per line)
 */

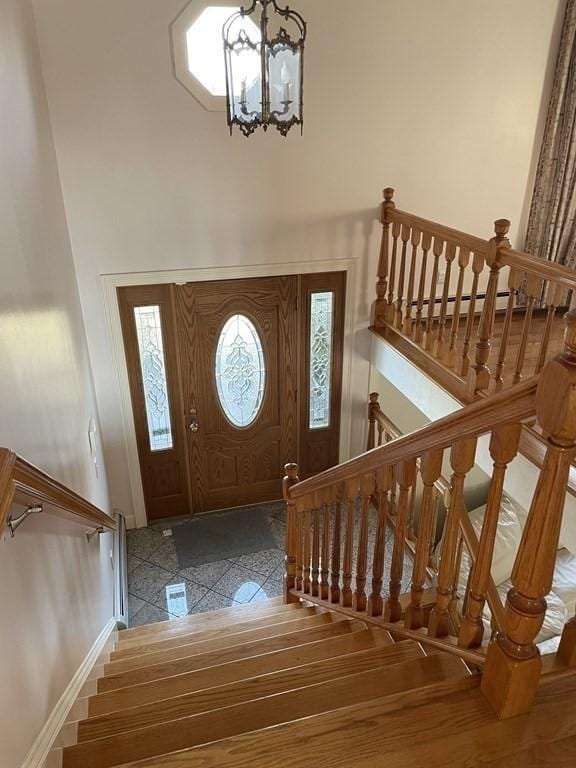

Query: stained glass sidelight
left=309, top=292, right=334, bottom=429
left=133, top=306, right=174, bottom=452
left=215, top=314, right=266, bottom=428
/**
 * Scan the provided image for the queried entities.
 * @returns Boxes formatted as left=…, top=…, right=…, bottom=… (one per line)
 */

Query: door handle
left=189, top=409, right=200, bottom=433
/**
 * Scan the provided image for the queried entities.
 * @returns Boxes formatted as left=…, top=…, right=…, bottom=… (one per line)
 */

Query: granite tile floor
left=126, top=501, right=414, bottom=627
left=127, top=502, right=287, bottom=627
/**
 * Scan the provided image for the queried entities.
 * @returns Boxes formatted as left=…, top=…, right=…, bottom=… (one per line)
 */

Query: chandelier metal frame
left=223, top=0, right=307, bottom=137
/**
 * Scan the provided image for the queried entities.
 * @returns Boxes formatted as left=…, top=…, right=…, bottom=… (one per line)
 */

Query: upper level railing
left=0, top=448, right=115, bottom=538
left=282, top=314, right=576, bottom=720
left=373, top=188, right=576, bottom=401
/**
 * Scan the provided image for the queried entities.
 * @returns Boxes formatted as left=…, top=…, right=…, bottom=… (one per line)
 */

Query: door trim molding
left=102, top=259, right=357, bottom=529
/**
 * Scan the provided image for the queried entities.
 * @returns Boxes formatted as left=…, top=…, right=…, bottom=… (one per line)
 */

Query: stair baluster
left=424, top=237, right=444, bottom=352
left=295, top=500, right=304, bottom=591
left=394, top=224, right=411, bottom=329
left=535, top=282, right=562, bottom=375
left=283, top=463, right=300, bottom=602
left=340, top=478, right=357, bottom=608
left=458, top=423, right=521, bottom=648
left=353, top=474, right=373, bottom=612
left=367, top=393, right=379, bottom=451
left=403, top=227, right=421, bottom=335
left=460, top=253, right=484, bottom=377
left=471, top=221, right=510, bottom=393
left=494, top=269, right=520, bottom=390
left=367, top=467, right=391, bottom=617
left=405, top=448, right=443, bottom=630
left=434, top=242, right=456, bottom=362
left=330, top=485, right=343, bottom=603
left=311, top=499, right=321, bottom=597
left=386, top=221, right=402, bottom=324
left=512, top=274, right=543, bottom=384
left=374, top=187, right=396, bottom=327
left=320, top=491, right=330, bottom=600
left=428, top=438, right=477, bottom=638
left=414, top=232, right=432, bottom=343
left=303, top=504, right=312, bottom=595
left=447, top=247, right=470, bottom=369
left=384, top=458, right=417, bottom=622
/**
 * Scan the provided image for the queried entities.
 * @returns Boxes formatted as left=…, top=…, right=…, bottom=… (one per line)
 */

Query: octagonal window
left=171, top=2, right=260, bottom=111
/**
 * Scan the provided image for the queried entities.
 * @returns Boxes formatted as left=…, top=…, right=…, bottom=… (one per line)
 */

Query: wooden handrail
left=388, top=207, right=489, bottom=254
left=388, top=207, right=576, bottom=292
left=289, top=377, right=538, bottom=501
left=498, top=245, right=576, bottom=290
left=0, top=448, right=115, bottom=536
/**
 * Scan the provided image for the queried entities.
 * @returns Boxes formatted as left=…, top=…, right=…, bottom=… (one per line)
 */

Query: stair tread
left=113, top=674, right=576, bottom=768
left=117, top=598, right=288, bottom=642
left=99, top=619, right=367, bottom=693
left=107, top=611, right=335, bottom=672
left=78, top=640, right=424, bottom=742
left=63, top=652, right=471, bottom=768
left=89, top=627, right=392, bottom=717
left=112, top=606, right=321, bottom=658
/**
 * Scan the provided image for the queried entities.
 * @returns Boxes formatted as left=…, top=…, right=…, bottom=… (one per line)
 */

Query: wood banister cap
left=383, top=187, right=395, bottom=202
left=494, top=219, right=511, bottom=237
left=284, top=463, right=299, bottom=479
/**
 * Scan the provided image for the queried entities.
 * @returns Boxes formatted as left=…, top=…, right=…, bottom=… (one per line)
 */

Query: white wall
left=0, top=1, right=113, bottom=765
left=32, top=0, right=563, bottom=525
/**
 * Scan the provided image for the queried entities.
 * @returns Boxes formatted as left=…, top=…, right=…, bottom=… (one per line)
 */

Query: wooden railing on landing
left=283, top=315, right=576, bottom=720
left=372, top=188, right=576, bottom=403
left=0, top=448, right=115, bottom=537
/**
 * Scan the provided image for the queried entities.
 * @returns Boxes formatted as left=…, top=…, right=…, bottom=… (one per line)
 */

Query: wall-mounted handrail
left=289, top=376, right=538, bottom=501
left=0, top=448, right=115, bottom=537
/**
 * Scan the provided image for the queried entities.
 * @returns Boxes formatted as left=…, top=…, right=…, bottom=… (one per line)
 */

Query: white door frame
left=102, top=259, right=358, bottom=529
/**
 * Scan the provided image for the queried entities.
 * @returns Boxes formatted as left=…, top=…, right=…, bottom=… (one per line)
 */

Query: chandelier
left=223, top=1, right=307, bottom=137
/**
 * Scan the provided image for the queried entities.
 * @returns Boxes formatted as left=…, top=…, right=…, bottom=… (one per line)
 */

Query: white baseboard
left=22, top=616, right=117, bottom=768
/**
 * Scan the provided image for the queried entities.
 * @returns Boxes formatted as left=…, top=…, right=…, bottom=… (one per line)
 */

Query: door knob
left=189, top=409, right=200, bottom=433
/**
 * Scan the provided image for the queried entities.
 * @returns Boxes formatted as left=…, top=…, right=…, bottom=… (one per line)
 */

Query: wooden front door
left=118, top=272, right=346, bottom=522
left=175, top=277, right=298, bottom=513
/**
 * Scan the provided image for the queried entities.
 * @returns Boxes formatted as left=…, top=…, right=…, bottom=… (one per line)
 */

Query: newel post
left=283, top=463, right=300, bottom=604
left=471, top=219, right=511, bottom=394
left=482, top=311, right=576, bottom=718
left=375, top=188, right=396, bottom=328
left=367, top=393, right=380, bottom=451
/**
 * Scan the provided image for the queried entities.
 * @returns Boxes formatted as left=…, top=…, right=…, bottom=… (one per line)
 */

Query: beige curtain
left=525, top=0, right=576, bottom=271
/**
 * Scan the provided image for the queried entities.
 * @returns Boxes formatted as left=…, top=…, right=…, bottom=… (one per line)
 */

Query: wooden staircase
left=58, top=597, right=479, bottom=768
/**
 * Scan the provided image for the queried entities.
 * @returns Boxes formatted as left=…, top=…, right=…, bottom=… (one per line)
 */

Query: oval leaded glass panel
left=215, top=314, right=266, bottom=428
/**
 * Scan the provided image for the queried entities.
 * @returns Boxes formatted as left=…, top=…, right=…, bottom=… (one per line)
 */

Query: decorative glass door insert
left=215, top=314, right=266, bottom=428
left=133, top=305, right=174, bottom=451
left=309, top=292, right=334, bottom=429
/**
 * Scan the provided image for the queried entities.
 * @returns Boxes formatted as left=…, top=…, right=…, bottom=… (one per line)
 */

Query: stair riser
left=112, top=607, right=320, bottom=658
left=105, top=613, right=337, bottom=674
left=98, top=620, right=365, bottom=693
left=78, top=642, right=423, bottom=742
left=88, top=629, right=388, bottom=717
left=64, top=654, right=470, bottom=768
left=118, top=598, right=287, bottom=642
